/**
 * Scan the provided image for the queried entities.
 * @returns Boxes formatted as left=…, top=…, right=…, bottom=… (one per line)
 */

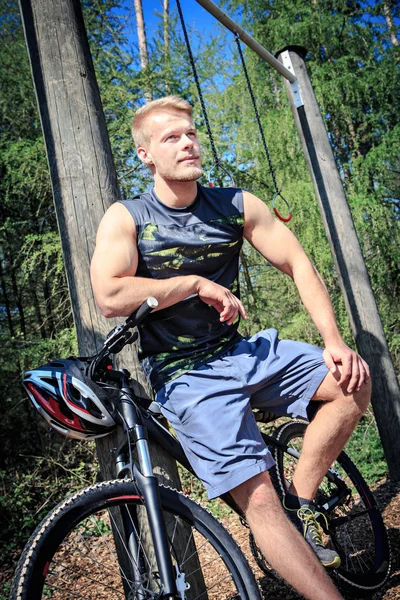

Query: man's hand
left=322, top=343, right=370, bottom=394
left=195, top=278, right=247, bottom=325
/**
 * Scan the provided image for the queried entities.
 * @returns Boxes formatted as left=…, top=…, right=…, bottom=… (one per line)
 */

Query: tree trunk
left=134, top=0, right=152, bottom=102
left=28, top=275, right=46, bottom=338
left=0, top=212, right=26, bottom=338
left=42, top=274, right=56, bottom=336
left=9, top=261, right=26, bottom=338
left=163, top=0, right=170, bottom=93
left=383, top=0, right=399, bottom=46
left=19, top=0, right=197, bottom=594
left=0, top=257, right=15, bottom=337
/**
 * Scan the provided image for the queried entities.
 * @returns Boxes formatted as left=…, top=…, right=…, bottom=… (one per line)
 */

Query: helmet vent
left=69, top=386, right=81, bottom=401
left=88, top=400, right=102, bottom=419
left=42, top=377, right=58, bottom=390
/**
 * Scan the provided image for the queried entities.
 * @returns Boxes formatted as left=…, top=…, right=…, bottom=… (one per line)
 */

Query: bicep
left=91, top=203, right=138, bottom=296
left=243, top=191, right=307, bottom=277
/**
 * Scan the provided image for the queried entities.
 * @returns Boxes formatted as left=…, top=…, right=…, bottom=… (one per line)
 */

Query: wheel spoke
left=267, top=422, right=390, bottom=592
left=49, top=560, right=126, bottom=596
left=13, top=481, right=260, bottom=600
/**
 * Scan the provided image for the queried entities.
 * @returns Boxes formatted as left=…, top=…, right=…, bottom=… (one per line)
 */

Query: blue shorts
left=156, top=329, right=329, bottom=499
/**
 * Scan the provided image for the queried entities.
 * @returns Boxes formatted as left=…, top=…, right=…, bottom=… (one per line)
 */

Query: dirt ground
left=2, top=478, right=398, bottom=599
left=221, top=478, right=400, bottom=599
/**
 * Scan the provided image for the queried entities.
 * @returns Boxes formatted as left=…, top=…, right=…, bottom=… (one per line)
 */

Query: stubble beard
left=158, top=162, right=203, bottom=182
left=174, top=166, right=202, bottom=182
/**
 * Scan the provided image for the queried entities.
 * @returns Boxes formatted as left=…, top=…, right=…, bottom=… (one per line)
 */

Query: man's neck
left=153, top=178, right=198, bottom=209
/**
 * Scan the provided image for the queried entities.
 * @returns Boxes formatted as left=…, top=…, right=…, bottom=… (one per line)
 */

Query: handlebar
left=88, top=297, right=158, bottom=379
left=130, top=296, right=158, bottom=326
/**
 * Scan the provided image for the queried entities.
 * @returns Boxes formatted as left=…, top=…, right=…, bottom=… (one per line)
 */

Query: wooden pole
left=277, top=45, right=400, bottom=480
left=18, top=0, right=197, bottom=594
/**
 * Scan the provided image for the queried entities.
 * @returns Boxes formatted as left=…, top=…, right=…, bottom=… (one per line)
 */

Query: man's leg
left=231, top=471, right=344, bottom=600
left=288, top=368, right=371, bottom=500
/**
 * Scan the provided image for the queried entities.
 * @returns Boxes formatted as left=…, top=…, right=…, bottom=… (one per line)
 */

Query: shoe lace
left=297, top=506, right=328, bottom=547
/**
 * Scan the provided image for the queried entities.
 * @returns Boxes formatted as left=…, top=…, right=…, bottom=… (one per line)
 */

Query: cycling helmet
left=23, top=358, right=117, bottom=440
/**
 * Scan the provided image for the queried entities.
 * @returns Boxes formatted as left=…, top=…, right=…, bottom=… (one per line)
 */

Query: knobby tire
left=10, top=479, right=261, bottom=600
left=267, top=420, right=391, bottom=594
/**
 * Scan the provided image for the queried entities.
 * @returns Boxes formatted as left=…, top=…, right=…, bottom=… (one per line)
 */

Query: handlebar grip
left=133, top=297, right=158, bottom=326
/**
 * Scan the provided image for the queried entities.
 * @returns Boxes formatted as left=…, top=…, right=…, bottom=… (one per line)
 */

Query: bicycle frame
left=86, top=299, right=353, bottom=597
left=109, top=367, right=353, bottom=545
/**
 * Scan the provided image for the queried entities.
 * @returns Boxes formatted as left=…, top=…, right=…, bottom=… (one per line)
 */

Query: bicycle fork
left=117, top=392, right=180, bottom=599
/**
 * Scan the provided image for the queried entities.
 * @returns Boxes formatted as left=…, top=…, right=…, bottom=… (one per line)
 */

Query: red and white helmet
left=23, top=359, right=116, bottom=440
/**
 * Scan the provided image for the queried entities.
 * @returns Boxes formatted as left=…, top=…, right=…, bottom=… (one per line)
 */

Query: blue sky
left=142, top=1, right=223, bottom=39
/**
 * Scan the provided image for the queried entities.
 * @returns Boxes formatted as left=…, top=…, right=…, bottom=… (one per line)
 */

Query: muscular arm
left=91, top=203, right=199, bottom=317
left=243, top=191, right=369, bottom=391
left=243, top=191, right=341, bottom=343
left=90, top=203, right=246, bottom=324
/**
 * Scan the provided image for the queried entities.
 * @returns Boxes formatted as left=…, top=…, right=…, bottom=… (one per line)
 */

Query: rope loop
left=272, top=191, right=293, bottom=222
left=207, top=162, right=236, bottom=188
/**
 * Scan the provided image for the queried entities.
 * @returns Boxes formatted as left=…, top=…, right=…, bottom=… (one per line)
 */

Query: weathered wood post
left=18, top=0, right=206, bottom=595
left=277, top=45, right=400, bottom=480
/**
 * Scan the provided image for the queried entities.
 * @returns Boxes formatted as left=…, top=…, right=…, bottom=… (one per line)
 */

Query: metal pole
left=194, top=0, right=296, bottom=83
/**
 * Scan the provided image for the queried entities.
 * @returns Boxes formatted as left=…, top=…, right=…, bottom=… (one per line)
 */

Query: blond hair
left=131, top=96, right=193, bottom=148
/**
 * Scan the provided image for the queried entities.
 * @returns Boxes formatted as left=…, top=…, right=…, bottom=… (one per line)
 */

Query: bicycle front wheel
left=268, top=420, right=391, bottom=593
left=11, top=479, right=261, bottom=600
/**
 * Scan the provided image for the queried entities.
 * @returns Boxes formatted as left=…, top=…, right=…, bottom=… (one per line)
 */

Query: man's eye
left=166, top=135, right=177, bottom=141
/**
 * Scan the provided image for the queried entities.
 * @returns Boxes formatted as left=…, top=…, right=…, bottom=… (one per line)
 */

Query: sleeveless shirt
left=120, top=184, right=244, bottom=391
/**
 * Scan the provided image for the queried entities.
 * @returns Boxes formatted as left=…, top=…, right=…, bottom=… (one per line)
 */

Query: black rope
left=176, top=0, right=220, bottom=167
left=234, top=33, right=280, bottom=195
left=175, top=2, right=290, bottom=217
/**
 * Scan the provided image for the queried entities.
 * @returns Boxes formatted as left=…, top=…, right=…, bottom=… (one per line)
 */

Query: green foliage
left=0, top=0, right=398, bottom=588
left=0, top=441, right=98, bottom=561
left=225, top=0, right=399, bottom=362
left=345, top=410, right=388, bottom=485
left=178, top=465, right=233, bottom=521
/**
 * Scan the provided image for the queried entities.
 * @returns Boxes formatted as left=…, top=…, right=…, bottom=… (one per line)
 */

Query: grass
left=344, top=408, right=388, bottom=486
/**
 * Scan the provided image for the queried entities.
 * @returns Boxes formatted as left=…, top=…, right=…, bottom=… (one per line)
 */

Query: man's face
left=139, top=110, right=202, bottom=182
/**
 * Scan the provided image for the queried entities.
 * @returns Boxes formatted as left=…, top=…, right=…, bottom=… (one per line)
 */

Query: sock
left=284, top=490, right=313, bottom=509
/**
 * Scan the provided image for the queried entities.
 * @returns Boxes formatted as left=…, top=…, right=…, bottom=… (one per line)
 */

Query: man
left=91, top=96, right=370, bottom=600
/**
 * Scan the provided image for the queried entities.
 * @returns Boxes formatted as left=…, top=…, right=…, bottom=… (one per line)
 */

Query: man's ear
left=137, top=146, right=154, bottom=166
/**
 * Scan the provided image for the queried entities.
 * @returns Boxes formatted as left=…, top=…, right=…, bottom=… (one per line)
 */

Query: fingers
left=355, top=357, right=370, bottom=392
left=322, top=349, right=339, bottom=377
left=197, top=279, right=247, bottom=324
left=219, top=292, right=247, bottom=325
left=337, top=353, right=352, bottom=387
left=347, top=358, right=359, bottom=393
left=333, top=352, right=370, bottom=394
left=362, top=358, right=370, bottom=381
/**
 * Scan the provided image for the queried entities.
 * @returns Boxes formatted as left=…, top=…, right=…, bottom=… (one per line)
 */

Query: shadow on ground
left=224, top=477, right=400, bottom=600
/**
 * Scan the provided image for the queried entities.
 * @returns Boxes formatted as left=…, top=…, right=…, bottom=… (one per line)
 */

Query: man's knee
left=354, top=377, right=371, bottom=413
left=230, top=470, right=279, bottom=515
left=313, top=370, right=371, bottom=415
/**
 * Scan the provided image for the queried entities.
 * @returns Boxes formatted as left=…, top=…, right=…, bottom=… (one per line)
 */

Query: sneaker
left=283, top=497, right=341, bottom=568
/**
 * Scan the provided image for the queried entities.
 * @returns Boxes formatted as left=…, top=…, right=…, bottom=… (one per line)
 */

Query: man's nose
left=182, top=134, right=194, bottom=148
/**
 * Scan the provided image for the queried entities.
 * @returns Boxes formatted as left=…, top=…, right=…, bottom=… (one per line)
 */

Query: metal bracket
left=280, top=51, right=304, bottom=108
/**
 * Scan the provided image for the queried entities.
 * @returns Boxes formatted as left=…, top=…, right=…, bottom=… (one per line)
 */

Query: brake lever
left=108, top=331, right=138, bottom=354
left=104, top=324, right=125, bottom=346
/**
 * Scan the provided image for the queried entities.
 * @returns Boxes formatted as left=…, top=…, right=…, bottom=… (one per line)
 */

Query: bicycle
left=11, top=298, right=391, bottom=599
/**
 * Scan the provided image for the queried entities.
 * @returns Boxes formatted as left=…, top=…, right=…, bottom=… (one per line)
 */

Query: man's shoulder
left=118, top=191, right=155, bottom=225
left=199, top=184, right=244, bottom=216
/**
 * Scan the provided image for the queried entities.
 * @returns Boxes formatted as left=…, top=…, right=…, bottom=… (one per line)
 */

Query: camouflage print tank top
left=120, top=184, right=244, bottom=392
